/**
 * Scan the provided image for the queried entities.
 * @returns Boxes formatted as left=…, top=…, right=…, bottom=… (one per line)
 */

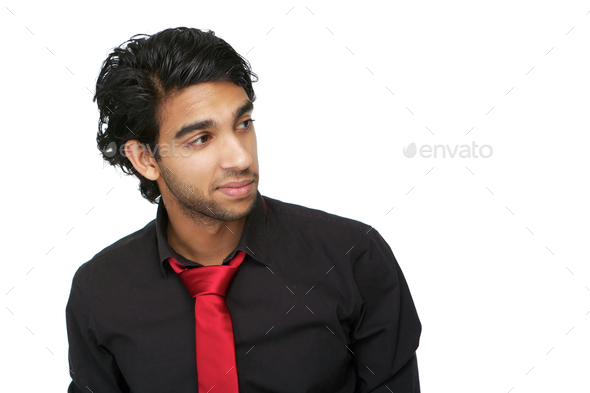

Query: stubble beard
left=159, top=163, right=257, bottom=227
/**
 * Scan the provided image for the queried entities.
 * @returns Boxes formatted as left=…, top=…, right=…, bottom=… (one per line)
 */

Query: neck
left=164, top=198, right=247, bottom=266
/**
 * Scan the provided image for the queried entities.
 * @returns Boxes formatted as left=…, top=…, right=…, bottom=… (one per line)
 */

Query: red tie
left=168, top=250, right=246, bottom=392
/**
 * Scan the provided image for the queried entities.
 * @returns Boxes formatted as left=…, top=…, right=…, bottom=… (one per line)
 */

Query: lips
left=216, top=180, right=253, bottom=198
left=217, top=179, right=254, bottom=189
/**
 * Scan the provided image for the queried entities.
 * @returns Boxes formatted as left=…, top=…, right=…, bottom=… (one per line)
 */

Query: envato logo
left=103, top=141, right=197, bottom=158
left=403, top=142, right=493, bottom=158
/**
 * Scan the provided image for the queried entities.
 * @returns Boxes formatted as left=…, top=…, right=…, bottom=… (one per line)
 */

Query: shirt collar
left=156, top=189, right=270, bottom=278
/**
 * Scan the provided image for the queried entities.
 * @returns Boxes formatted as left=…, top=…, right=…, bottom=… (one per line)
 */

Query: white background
left=1, top=1, right=589, bottom=391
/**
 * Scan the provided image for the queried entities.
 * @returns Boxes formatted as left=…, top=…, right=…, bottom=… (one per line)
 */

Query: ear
left=125, top=140, right=161, bottom=181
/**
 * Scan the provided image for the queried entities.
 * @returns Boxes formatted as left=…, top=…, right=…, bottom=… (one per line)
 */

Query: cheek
left=177, top=155, right=216, bottom=186
left=248, top=133, right=258, bottom=155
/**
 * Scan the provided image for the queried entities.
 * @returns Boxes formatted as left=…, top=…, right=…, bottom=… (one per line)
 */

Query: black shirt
left=66, top=190, right=422, bottom=392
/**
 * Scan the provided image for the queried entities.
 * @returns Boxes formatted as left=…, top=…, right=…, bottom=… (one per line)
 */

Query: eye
left=238, top=119, right=255, bottom=130
left=189, top=135, right=211, bottom=146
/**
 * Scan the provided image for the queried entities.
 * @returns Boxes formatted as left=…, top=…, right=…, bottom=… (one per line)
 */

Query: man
left=66, top=27, right=422, bottom=392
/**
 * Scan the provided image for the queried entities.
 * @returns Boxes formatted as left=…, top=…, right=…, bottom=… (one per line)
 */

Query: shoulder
left=261, top=194, right=378, bottom=261
left=72, top=219, right=157, bottom=286
left=262, top=194, right=372, bottom=234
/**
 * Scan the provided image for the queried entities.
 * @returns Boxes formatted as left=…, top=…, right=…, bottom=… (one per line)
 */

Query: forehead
left=158, top=81, right=248, bottom=137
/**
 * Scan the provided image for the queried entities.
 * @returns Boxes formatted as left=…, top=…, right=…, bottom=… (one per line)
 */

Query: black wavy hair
left=94, top=27, right=258, bottom=204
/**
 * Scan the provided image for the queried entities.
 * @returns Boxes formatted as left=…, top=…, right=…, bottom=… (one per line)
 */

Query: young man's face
left=154, top=81, right=259, bottom=222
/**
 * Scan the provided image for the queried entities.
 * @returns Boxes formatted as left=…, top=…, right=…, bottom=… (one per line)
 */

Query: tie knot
left=168, top=250, right=247, bottom=298
left=178, top=266, right=238, bottom=298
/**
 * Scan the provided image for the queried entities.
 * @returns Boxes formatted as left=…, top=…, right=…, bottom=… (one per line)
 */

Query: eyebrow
left=172, top=100, right=254, bottom=141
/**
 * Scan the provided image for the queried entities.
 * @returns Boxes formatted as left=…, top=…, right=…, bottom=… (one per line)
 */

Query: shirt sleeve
left=350, top=228, right=422, bottom=393
left=65, top=267, right=129, bottom=393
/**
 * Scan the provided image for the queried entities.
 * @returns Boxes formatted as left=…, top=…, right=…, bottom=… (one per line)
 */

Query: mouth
left=217, top=179, right=254, bottom=189
left=216, top=180, right=254, bottom=198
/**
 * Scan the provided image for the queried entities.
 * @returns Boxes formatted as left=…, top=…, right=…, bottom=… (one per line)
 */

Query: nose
left=218, top=132, right=252, bottom=171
